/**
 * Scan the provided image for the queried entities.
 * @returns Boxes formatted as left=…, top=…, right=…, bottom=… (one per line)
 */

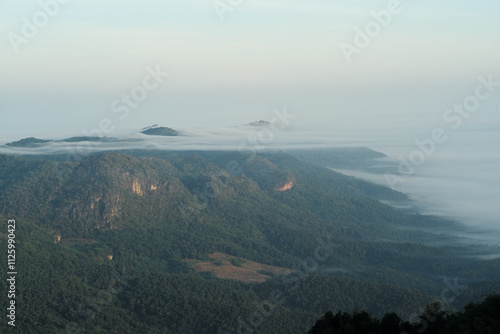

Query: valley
left=0, top=147, right=499, bottom=333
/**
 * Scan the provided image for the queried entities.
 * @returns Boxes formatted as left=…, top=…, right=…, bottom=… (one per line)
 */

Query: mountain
left=287, top=147, right=387, bottom=169
left=6, top=137, right=51, bottom=147
left=3, top=125, right=180, bottom=149
left=140, top=125, right=179, bottom=136
left=248, top=120, right=271, bottom=127
left=0, top=149, right=499, bottom=333
left=5, top=136, right=115, bottom=148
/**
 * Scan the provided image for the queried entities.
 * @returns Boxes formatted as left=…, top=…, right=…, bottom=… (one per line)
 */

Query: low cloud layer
left=1, top=125, right=499, bottom=239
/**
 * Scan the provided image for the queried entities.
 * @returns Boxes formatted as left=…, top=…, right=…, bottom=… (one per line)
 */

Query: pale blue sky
left=0, top=0, right=499, bottom=140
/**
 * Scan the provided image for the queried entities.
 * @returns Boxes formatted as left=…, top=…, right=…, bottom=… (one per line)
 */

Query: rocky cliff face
left=58, top=153, right=189, bottom=232
left=0, top=151, right=299, bottom=237
left=0, top=153, right=189, bottom=235
left=276, top=181, right=294, bottom=192
left=237, top=156, right=296, bottom=193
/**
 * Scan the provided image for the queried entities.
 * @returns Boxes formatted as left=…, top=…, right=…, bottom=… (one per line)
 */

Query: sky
left=1, top=0, right=499, bottom=139
left=0, top=1, right=499, bottom=233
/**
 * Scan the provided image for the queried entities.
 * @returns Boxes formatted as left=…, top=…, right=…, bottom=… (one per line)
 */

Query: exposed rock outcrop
left=276, top=181, right=294, bottom=192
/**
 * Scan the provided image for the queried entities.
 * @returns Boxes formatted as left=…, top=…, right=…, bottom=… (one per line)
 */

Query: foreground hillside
left=308, top=294, right=500, bottom=334
left=0, top=150, right=499, bottom=333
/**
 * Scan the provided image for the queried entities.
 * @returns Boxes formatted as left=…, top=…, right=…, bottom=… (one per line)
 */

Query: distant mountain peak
left=5, top=136, right=108, bottom=148
left=6, top=137, right=50, bottom=147
left=140, top=124, right=160, bottom=132
left=140, top=125, right=179, bottom=137
left=248, top=120, right=271, bottom=127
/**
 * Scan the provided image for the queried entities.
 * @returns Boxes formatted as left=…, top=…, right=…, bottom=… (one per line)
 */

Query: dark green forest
left=308, top=294, right=500, bottom=334
left=0, top=148, right=499, bottom=333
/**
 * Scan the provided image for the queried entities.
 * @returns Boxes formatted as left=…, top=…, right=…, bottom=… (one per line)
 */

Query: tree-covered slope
left=0, top=150, right=499, bottom=333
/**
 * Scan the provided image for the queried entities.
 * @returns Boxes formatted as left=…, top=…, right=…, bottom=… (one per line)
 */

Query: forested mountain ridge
left=0, top=150, right=499, bottom=333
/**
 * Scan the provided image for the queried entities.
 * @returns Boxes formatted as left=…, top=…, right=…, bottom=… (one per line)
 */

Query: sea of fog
left=333, top=127, right=500, bottom=239
left=0, top=122, right=498, bottom=241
